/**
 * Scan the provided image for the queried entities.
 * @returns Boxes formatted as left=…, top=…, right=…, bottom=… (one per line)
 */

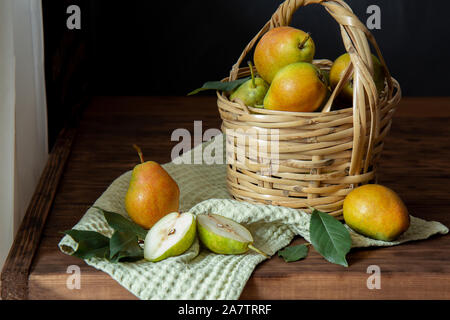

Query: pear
left=321, top=69, right=331, bottom=89
left=144, top=212, right=196, bottom=262
left=329, top=53, right=385, bottom=102
left=263, top=62, right=328, bottom=112
left=197, top=213, right=269, bottom=258
left=125, top=145, right=180, bottom=229
left=254, top=26, right=315, bottom=83
left=229, top=61, right=269, bottom=107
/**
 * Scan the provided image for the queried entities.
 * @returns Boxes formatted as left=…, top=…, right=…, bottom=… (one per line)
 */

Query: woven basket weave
left=217, top=0, right=401, bottom=217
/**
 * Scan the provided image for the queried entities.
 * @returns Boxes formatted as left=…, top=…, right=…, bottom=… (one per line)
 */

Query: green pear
left=229, top=61, right=269, bottom=107
left=144, top=212, right=196, bottom=262
left=197, top=213, right=269, bottom=258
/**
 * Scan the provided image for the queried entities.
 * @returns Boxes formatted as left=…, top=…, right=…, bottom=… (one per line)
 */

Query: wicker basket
left=216, top=0, right=402, bottom=217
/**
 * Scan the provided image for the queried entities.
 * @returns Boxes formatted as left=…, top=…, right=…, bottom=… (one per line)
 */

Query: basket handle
left=229, top=0, right=392, bottom=91
left=228, top=0, right=395, bottom=177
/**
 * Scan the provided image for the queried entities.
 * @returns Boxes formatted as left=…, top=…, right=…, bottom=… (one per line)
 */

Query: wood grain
left=1, top=127, right=76, bottom=300
left=3, top=96, right=450, bottom=300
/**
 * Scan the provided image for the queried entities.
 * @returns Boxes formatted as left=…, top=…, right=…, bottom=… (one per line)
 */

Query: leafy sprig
left=187, top=77, right=250, bottom=96
left=277, top=208, right=352, bottom=267
left=278, top=244, right=309, bottom=262
left=62, top=207, right=147, bottom=263
left=64, top=207, right=352, bottom=266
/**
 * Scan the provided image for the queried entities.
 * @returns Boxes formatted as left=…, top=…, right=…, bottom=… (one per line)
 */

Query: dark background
left=42, top=0, right=450, bottom=148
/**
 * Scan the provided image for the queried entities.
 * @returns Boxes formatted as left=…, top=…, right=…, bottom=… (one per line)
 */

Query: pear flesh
left=144, top=212, right=196, bottom=262
left=197, top=214, right=269, bottom=258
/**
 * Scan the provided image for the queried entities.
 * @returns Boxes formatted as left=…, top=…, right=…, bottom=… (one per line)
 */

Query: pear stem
left=298, top=33, right=311, bottom=50
left=133, top=144, right=145, bottom=163
left=247, top=61, right=256, bottom=88
left=248, top=244, right=270, bottom=259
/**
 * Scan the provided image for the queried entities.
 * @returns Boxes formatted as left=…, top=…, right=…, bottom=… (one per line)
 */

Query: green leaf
left=109, top=230, right=143, bottom=262
left=63, top=230, right=110, bottom=260
left=93, top=206, right=148, bottom=239
left=309, top=209, right=352, bottom=267
left=278, top=244, right=309, bottom=262
left=187, top=77, right=250, bottom=95
left=62, top=228, right=144, bottom=263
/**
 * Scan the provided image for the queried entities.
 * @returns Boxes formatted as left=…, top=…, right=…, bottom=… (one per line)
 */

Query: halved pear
left=197, top=213, right=269, bottom=258
left=144, top=212, right=196, bottom=262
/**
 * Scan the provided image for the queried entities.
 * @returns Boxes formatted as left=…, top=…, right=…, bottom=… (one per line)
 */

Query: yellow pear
left=125, top=145, right=180, bottom=229
left=329, top=53, right=385, bottom=101
left=263, top=62, right=327, bottom=112
left=343, top=184, right=410, bottom=241
left=254, top=26, right=315, bottom=83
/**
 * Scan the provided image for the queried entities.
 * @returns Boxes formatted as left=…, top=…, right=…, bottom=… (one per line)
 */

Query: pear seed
left=217, top=223, right=224, bottom=228
left=168, top=228, right=176, bottom=235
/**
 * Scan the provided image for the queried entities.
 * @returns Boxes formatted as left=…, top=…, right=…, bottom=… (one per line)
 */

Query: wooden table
left=2, top=96, right=450, bottom=300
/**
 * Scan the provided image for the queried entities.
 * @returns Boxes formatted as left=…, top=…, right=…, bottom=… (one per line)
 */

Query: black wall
left=42, top=0, right=92, bottom=148
left=86, top=0, right=450, bottom=96
left=43, top=0, right=450, bottom=147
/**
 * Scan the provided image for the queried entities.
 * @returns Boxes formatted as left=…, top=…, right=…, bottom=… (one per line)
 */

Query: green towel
left=59, top=134, right=448, bottom=300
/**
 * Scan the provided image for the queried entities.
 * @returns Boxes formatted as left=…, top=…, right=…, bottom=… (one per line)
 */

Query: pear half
left=197, top=213, right=269, bottom=258
left=144, top=212, right=196, bottom=262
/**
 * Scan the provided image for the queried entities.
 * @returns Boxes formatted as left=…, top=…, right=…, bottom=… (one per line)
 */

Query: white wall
left=0, top=0, right=17, bottom=272
left=0, top=0, right=48, bottom=270
left=12, top=0, right=49, bottom=230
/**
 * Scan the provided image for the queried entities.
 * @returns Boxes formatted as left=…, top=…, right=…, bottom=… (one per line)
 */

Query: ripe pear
left=321, top=69, right=331, bottom=88
left=329, top=53, right=385, bottom=102
left=125, top=145, right=180, bottom=229
left=144, top=212, right=196, bottom=262
left=229, top=61, right=269, bottom=107
left=263, top=62, right=328, bottom=112
left=343, top=184, right=410, bottom=241
left=197, top=213, right=269, bottom=258
left=254, top=26, right=315, bottom=83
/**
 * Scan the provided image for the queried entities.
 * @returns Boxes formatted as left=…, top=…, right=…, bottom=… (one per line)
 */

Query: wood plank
left=27, top=204, right=450, bottom=300
left=28, top=225, right=450, bottom=300
left=394, top=97, right=450, bottom=117
left=5, top=96, right=450, bottom=299
left=1, top=127, right=77, bottom=300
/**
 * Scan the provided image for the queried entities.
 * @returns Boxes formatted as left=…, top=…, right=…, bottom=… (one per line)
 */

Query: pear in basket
left=263, top=62, right=328, bottom=112
left=254, top=26, right=315, bottom=83
left=229, top=61, right=269, bottom=107
left=330, top=53, right=385, bottom=102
